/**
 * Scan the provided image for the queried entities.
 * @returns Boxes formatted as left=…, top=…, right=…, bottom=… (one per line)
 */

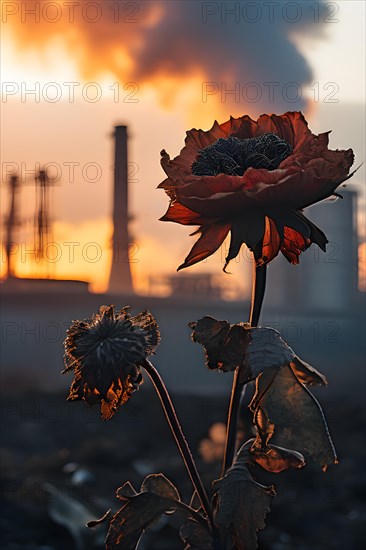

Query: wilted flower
left=159, top=112, right=355, bottom=270
left=63, top=305, right=160, bottom=419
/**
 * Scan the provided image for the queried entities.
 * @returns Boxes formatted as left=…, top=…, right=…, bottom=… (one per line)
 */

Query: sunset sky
left=1, top=0, right=365, bottom=294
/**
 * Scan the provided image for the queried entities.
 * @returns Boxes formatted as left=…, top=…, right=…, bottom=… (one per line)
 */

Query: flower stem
left=249, top=262, right=267, bottom=327
left=142, top=358, right=215, bottom=531
left=221, top=262, right=267, bottom=474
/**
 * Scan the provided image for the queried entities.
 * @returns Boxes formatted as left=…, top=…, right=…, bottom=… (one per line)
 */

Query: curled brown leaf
left=250, top=365, right=337, bottom=470
left=250, top=440, right=305, bottom=473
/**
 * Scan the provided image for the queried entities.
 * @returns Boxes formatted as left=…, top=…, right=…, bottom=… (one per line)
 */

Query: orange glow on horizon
left=0, top=219, right=113, bottom=293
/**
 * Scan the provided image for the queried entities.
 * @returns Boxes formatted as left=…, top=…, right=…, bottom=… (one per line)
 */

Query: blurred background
left=1, top=1, right=365, bottom=549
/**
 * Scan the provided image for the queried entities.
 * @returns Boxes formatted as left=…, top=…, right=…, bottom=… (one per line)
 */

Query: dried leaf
left=249, top=440, right=305, bottom=473
left=290, top=356, right=327, bottom=386
left=141, top=473, right=180, bottom=501
left=190, top=319, right=321, bottom=387
left=189, top=317, right=235, bottom=371
left=116, top=482, right=138, bottom=502
left=238, top=327, right=296, bottom=384
left=180, top=519, right=214, bottom=549
left=250, top=365, right=337, bottom=470
left=105, top=474, right=186, bottom=549
left=141, top=473, right=180, bottom=514
left=189, top=317, right=252, bottom=374
left=191, top=318, right=331, bottom=471
left=212, top=454, right=275, bottom=549
left=106, top=492, right=178, bottom=549
left=87, top=509, right=112, bottom=528
left=234, top=438, right=305, bottom=473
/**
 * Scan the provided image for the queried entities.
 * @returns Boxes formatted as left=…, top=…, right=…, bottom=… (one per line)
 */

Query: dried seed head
left=63, top=305, right=160, bottom=419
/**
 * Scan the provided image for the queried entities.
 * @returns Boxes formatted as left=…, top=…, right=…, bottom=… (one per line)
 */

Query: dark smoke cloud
left=6, top=0, right=328, bottom=112
left=134, top=0, right=326, bottom=111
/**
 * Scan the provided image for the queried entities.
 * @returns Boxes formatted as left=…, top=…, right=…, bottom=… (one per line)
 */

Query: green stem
left=142, top=359, right=215, bottom=532
left=221, top=261, right=267, bottom=474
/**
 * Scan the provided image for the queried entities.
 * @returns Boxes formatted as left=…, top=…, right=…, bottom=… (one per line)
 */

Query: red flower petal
left=296, top=212, right=328, bottom=251
left=281, top=227, right=310, bottom=264
left=219, top=114, right=257, bottom=140
left=159, top=201, right=210, bottom=225
left=258, top=217, right=282, bottom=265
left=256, top=112, right=311, bottom=149
left=224, top=214, right=266, bottom=271
left=178, top=223, right=230, bottom=271
left=176, top=169, right=288, bottom=218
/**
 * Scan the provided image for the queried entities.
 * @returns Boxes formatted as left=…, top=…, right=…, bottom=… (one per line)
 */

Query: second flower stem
left=222, top=261, right=267, bottom=474
left=142, top=358, right=215, bottom=532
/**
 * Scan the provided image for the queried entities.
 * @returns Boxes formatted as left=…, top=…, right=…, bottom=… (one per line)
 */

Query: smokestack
left=108, top=126, right=134, bottom=295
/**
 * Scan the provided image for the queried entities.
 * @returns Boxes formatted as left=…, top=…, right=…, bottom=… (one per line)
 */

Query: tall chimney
left=108, top=125, right=134, bottom=294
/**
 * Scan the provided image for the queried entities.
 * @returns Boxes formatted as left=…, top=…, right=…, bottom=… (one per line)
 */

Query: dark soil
left=1, top=389, right=365, bottom=549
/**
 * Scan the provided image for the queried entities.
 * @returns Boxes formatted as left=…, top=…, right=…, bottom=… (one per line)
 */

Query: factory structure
left=265, top=189, right=360, bottom=312
left=1, top=126, right=364, bottom=398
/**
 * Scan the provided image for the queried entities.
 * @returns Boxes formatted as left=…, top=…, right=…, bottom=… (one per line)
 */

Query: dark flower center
left=191, top=133, right=293, bottom=177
